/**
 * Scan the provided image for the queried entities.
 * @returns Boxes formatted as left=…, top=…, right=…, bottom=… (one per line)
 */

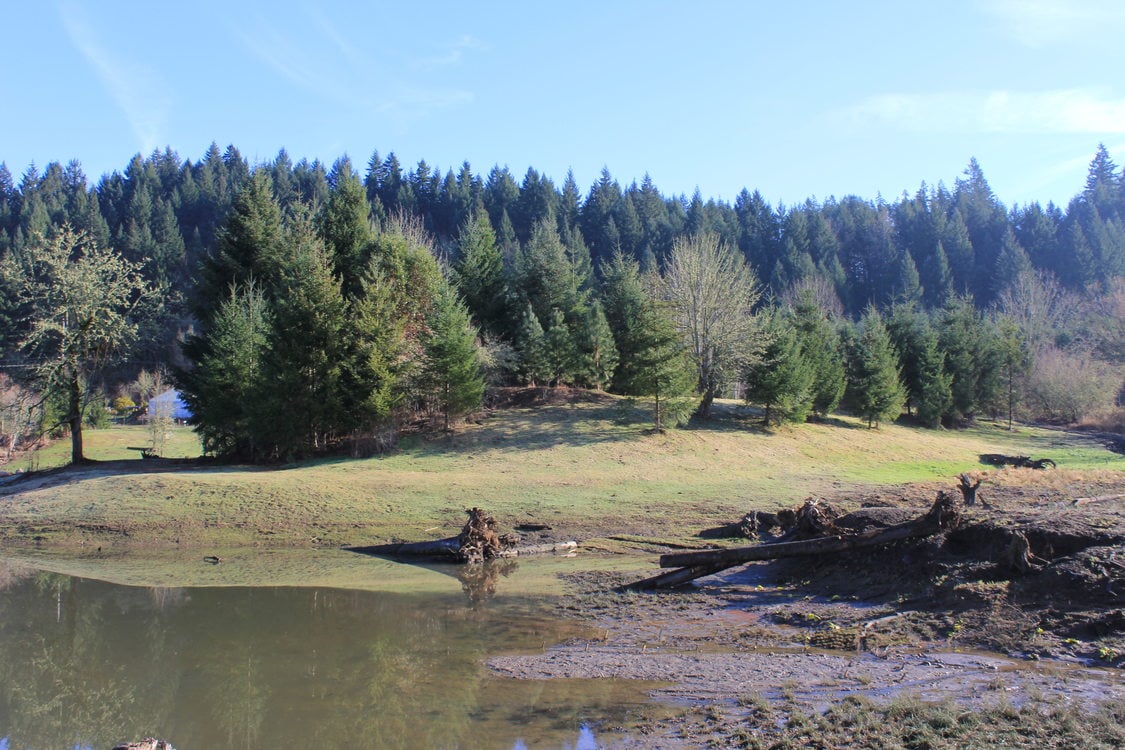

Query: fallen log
left=621, top=491, right=961, bottom=591
left=978, top=454, right=1056, bottom=469
left=619, top=563, right=730, bottom=591
left=1071, top=493, right=1125, bottom=507
left=496, top=540, right=577, bottom=557
left=348, top=508, right=577, bottom=562
left=351, top=536, right=462, bottom=558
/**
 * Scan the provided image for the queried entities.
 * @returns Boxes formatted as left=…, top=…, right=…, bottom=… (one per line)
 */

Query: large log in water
left=621, top=492, right=962, bottom=591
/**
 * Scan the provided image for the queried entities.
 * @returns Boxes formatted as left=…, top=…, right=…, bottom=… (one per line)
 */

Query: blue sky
left=4, top=1, right=1124, bottom=209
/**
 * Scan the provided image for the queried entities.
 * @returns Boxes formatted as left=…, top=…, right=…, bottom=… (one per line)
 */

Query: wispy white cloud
left=237, top=11, right=477, bottom=129
left=374, top=87, right=475, bottom=119
left=981, top=0, right=1125, bottom=47
left=839, top=88, right=1125, bottom=135
left=58, top=2, right=170, bottom=154
left=414, top=35, right=488, bottom=68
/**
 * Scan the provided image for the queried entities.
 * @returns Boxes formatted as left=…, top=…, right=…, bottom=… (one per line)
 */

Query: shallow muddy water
left=0, top=556, right=660, bottom=750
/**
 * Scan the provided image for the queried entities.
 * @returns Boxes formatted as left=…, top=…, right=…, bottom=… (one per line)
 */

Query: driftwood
left=1072, top=493, right=1125, bottom=507
left=621, top=492, right=962, bottom=591
left=348, top=508, right=576, bottom=562
left=979, top=454, right=1057, bottom=470
left=698, top=498, right=841, bottom=541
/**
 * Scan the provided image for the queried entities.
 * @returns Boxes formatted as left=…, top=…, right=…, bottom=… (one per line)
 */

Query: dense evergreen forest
left=0, top=143, right=1122, bottom=462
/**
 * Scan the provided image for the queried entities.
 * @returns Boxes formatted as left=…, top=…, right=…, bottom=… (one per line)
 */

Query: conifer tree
left=178, top=280, right=271, bottom=459
left=629, top=297, right=697, bottom=431
left=451, top=213, right=510, bottom=339
left=744, top=309, right=815, bottom=425
left=421, top=282, right=485, bottom=430
left=790, top=291, right=846, bottom=417
left=574, top=300, right=618, bottom=390
left=847, top=307, right=906, bottom=428
left=888, top=303, right=954, bottom=428
left=515, top=303, right=548, bottom=386
left=915, top=331, right=953, bottom=428
left=514, top=219, right=586, bottom=328
left=341, top=256, right=406, bottom=440
left=258, top=209, right=348, bottom=459
left=937, top=295, right=1002, bottom=422
left=194, top=170, right=284, bottom=320
left=600, top=253, right=694, bottom=428
left=543, top=308, right=578, bottom=387
left=317, top=157, right=374, bottom=299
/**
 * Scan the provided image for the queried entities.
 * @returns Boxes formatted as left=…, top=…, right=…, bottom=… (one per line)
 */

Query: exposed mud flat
left=489, top=645, right=1123, bottom=712
left=488, top=475, right=1125, bottom=746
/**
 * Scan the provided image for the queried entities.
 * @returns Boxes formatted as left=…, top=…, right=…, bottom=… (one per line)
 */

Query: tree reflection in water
left=0, top=563, right=645, bottom=749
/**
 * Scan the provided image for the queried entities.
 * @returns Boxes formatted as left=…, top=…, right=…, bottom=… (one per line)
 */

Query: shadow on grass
left=682, top=404, right=868, bottom=437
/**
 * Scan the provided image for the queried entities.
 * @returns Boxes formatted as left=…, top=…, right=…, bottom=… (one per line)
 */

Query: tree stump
left=958, top=473, right=983, bottom=507
left=1003, top=530, right=1042, bottom=574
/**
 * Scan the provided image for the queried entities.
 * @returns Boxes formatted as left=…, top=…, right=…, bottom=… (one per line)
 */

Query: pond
left=0, top=554, right=662, bottom=749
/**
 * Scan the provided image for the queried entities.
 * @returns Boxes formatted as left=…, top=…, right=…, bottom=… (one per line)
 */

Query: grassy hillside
left=0, top=395, right=1121, bottom=550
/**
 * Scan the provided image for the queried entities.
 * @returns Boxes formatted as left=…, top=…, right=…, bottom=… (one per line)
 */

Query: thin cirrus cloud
left=982, top=0, right=1125, bottom=47
left=413, top=35, right=488, bottom=68
left=238, top=14, right=476, bottom=129
left=839, top=89, right=1125, bottom=135
left=58, top=3, right=170, bottom=155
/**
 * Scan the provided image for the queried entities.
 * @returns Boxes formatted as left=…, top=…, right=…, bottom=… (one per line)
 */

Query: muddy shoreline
left=485, top=477, right=1125, bottom=747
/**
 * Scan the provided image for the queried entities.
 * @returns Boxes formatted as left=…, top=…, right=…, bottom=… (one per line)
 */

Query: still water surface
left=0, top=560, right=657, bottom=749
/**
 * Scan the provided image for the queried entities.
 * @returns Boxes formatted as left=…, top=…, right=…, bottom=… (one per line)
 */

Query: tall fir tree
left=317, top=157, right=374, bottom=299
left=744, top=309, right=815, bottom=426
left=846, top=307, right=906, bottom=428
left=515, top=303, right=548, bottom=386
left=574, top=300, right=618, bottom=390
left=178, top=280, right=272, bottom=460
left=601, top=253, right=696, bottom=427
left=451, top=213, right=510, bottom=339
left=421, top=282, right=485, bottom=430
left=257, top=209, right=348, bottom=459
left=790, top=291, right=847, bottom=417
left=194, top=170, right=285, bottom=320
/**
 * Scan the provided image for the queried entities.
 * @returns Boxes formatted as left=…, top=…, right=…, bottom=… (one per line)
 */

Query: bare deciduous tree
left=659, top=232, right=765, bottom=417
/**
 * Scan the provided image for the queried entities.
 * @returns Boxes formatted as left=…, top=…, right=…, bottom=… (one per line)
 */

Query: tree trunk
left=68, top=371, right=84, bottom=465
left=696, top=388, right=715, bottom=419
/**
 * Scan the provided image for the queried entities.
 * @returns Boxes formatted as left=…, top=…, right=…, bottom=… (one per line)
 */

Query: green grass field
left=1, top=397, right=1121, bottom=553
left=15, top=424, right=203, bottom=469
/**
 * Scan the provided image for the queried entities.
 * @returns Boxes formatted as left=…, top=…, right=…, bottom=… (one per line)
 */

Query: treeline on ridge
left=0, top=144, right=1121, bottom=463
